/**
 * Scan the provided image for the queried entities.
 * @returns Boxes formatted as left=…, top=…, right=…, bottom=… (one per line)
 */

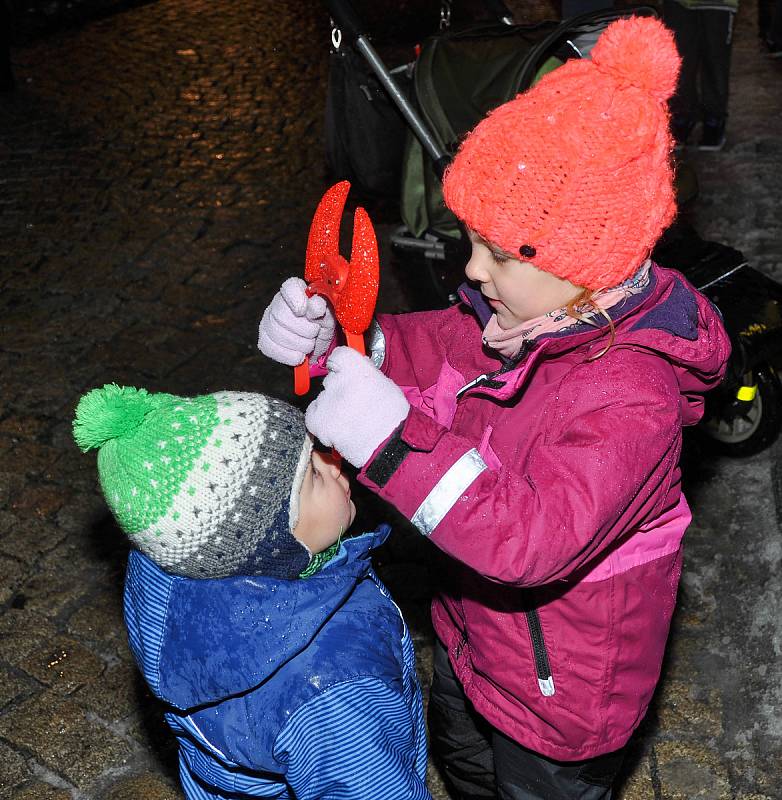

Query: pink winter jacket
left=358, top=263, right=730, bottom=761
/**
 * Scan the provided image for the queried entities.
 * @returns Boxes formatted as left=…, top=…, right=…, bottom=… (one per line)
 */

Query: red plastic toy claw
left=294, top=181, right=380, bottom=396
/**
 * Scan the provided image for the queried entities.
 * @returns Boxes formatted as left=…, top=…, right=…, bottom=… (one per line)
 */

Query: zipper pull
left=456, top=372, right=490, bottom=398
left=456, top=366, right=511, bottom=398
left=456, top=342, right=533, bottom=399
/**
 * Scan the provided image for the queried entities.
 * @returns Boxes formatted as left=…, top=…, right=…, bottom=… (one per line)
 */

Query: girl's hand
left=305, top=347, right=410, bottom=468
left=258, top=277, right=336, bottom=366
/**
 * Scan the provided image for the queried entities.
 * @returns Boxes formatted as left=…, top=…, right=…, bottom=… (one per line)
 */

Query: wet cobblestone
left=1, top=0, right=781, bottom=797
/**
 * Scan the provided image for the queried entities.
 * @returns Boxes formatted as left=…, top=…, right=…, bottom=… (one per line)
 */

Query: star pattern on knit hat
left=76, top=388, right=312, bottom=579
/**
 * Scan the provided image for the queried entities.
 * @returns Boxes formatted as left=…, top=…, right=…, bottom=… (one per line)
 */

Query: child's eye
left=491, top=251, right=509, bottom=264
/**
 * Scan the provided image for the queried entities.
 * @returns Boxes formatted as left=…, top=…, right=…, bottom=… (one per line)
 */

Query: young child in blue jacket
left=73, top=384, right=431, bottom=800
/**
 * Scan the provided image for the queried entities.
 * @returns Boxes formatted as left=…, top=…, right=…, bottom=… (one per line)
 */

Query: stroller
left=323, top=0, right=782, bottom=457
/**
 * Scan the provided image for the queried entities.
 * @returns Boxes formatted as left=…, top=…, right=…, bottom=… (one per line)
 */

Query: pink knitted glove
left=258, top=277, right=336, bottom=366
left=305, top=347, right=410, bottom=468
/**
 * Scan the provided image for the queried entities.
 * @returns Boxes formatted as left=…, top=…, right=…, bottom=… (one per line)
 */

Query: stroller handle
left=324, top=0, right=366, bottom=44
left=324, top=0, right=450, bottom=172
left=354, top=37, right=450, bottom=174
left=484, top=0, right=515, bottom=25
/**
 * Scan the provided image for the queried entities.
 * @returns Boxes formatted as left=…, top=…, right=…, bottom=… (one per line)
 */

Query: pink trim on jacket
left=576, top=494, right=691, bottom=583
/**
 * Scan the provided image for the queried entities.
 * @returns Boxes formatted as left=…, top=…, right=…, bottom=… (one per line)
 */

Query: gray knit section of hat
left=149, top=392, right=311, bottom=580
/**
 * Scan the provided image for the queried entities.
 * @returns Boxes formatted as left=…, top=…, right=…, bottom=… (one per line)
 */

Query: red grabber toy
left=294, top=180, right=380, bottom=396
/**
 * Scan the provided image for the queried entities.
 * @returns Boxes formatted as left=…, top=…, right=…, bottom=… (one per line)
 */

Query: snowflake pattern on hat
left=74, top=385, right=312, bottom=579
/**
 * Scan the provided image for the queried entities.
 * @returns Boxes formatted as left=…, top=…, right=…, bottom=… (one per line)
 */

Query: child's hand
left=258, top=277, right=336, bottom=366
left=305, top=347, right=410, bottom=468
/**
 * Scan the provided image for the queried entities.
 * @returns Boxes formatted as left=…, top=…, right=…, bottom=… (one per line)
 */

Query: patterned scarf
left=481, top=260, right=652, bottom=358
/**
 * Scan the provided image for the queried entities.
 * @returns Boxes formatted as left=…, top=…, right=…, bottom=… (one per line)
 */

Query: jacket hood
left=460, top=263, right=731, bottom=425
left=123, top=526, right=390, bottom=711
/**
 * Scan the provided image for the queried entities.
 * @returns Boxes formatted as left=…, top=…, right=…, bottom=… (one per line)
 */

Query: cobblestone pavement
left=1, top=1, right=781, bottom=797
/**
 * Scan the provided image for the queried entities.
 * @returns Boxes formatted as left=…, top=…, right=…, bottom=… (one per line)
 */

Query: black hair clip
left=519, top=244, right=536, bottom=258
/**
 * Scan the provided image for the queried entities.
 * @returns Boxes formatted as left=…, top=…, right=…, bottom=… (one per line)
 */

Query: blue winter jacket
left=123, top=527, right=431, bottom=799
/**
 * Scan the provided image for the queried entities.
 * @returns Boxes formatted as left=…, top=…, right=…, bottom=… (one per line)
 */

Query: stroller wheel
left=700, top=365, right=782, bottom=457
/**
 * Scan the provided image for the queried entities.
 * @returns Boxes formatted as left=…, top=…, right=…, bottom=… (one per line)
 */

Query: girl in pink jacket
left=259, top=17, right=730, bottom=800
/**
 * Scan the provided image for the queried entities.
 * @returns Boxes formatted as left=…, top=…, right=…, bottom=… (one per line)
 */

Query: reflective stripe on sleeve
left=411, top=449, right=487, bottom=536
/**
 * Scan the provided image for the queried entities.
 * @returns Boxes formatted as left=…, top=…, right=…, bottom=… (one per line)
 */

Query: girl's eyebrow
left=486, top=240, right=512, bottom=259
left=468, top=228, right=509, bottom=256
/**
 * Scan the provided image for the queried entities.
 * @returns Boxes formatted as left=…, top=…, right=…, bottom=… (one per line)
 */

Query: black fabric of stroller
left=413, top=22, right=558, bottom=159
left=325, top=45, right=411, bottom=197
left=402, top=21, right=558, bottom=240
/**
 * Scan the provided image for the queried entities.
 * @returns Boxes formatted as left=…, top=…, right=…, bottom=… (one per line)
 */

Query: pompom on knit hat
left=443, top=16, right=681, bottom=291
left=73, top=385, right=313, bottom=579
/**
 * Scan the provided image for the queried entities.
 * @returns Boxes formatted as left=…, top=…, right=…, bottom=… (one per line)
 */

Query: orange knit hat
left=443, top=16, right=681, bottom=290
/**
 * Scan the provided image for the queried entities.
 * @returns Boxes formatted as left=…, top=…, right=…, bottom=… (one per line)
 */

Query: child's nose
left=323, top=454, right=343, bottom=478
left=465, top=252, right=490, bottom=283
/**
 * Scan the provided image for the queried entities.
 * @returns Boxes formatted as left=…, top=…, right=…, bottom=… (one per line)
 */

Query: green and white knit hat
left=73, top=385, right=313, bottom=579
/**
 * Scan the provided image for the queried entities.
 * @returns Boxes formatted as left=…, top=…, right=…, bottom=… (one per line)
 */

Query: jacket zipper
left=455, top=341, right=533, bottom=399
left=525, top=609, right=555, bottom=697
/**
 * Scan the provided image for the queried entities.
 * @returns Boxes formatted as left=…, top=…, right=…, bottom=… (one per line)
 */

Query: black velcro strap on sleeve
left=365, top=424, right=411, bottom=488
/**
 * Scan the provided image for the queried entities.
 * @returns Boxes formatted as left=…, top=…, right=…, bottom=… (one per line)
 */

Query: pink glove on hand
left=305, top=347, right=410, bottom=468
left=258, top=277, right=336, bottom=366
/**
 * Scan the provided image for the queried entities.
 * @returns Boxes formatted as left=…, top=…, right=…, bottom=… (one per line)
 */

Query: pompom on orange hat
left=443, top=16, right=682, bottom=291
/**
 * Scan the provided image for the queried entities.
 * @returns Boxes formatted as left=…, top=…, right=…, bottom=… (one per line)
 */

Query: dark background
left=1, top=1, right=780, bottom=798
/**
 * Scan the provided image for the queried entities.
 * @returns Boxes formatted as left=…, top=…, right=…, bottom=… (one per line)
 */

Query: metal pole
left=353, top=35, right=450, bottom=177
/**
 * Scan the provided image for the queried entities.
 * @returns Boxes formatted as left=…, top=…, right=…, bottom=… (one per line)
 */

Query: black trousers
left=427, top=641, right=626, bottom=800
left=663, top=0, right=735, bottom=124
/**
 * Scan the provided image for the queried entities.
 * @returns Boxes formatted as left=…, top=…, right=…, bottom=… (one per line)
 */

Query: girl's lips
left=485, top=296, right=503, bottom=308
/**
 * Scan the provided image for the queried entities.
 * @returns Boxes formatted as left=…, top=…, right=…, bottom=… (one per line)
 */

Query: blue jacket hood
left=123, top=526, right=390, bottom=711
